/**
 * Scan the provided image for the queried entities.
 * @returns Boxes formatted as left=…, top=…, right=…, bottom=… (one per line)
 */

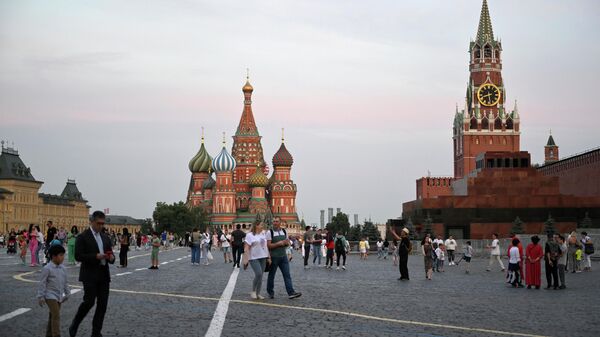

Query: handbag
left=207, top=250, right=214, bottom=261
left=264, top=260, right=271, bottom=273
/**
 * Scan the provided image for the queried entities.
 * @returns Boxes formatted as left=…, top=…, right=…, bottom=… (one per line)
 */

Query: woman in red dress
left=525, top=235, right=543, bottom=289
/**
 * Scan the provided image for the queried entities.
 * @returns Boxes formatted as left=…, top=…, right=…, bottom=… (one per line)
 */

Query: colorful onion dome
left=201, top=174, right=216, bottom=190
left=212, top=146, right=236, bottom=173
left=188, top=142, right=212, bottom=173
left=248, top=167, right=269, bottom=188
left=272, top=142, right=293, bottom=167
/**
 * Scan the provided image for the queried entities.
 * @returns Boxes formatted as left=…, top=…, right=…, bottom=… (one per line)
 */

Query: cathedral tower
left=269, top=130, right=299, bottom=226
left=453, top=0, right=520, bottom=178
left=187, top=129, right=212, bottom=207
left=211, top=136, right=237, bottom=226
left=231, top=75, right=268, bottom=212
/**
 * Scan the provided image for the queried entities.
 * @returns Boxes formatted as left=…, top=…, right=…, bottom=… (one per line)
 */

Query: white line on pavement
left=204, top=268, right=239, bottom=337
left=176, top=258, right=182, bottom=261
left=160, top=262, right=169, bottom=265
left=135, top=268, right=146, bottom=271
left=115, top=272, right=132, bottom=276
left=0, top=308, right=31, bottom=322
left=71, top=289, right=82, bottom=294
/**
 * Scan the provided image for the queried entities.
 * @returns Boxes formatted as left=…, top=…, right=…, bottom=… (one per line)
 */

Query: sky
left=1, top=0, right=599, bottom=224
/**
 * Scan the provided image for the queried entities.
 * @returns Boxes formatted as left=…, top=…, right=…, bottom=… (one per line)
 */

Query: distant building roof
left=39, top=193, right=75, bottom=206
left=61, top=179, right=86, bottom=201
left=546, top=135, right=556, bottom=147
left=101, top=215, right=145, bottom=226
left=0, top=147, right=41, bottom=183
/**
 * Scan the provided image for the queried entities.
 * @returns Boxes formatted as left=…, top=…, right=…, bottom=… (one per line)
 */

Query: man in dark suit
left=69, top=211, right=115, bottom=337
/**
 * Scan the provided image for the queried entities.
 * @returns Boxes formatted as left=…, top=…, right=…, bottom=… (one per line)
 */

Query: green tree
left=579, top=212, right=592, bottom=228
left=347, top=224, right=362, bottom=241
left=326, top=212, right=351, bottom=236
left=423, top=212, right=433, bottom=236
left=543, top=213, right=556, bottom=235
left=512, top=216, right=524, bottom=234
left=141, top=218, right=154, bottom=234
left=300, top=218, right=307, bottom=229
left=405, top=217, right=416, bottom=240
left=362, top=221, right=381, bottom=241
left=152, top=201, right=206, bottom=236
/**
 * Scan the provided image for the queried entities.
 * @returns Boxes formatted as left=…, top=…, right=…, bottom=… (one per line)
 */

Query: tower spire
left=222, top=132, right=226, bottom=146
left=476, top=0, right=494, bottom=44
left=237, top=72, right=259, bottom=136
left=201, top=126, right=205, bottom=143
left=281, top=128, right=285, bottom=143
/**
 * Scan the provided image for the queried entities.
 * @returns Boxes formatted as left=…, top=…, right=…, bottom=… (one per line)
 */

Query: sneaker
left=342, top=266, right=346, bottom=270
left=250, top=291, right=257, bottom=299
left=288, top=292, right=302, bottom=299
left=336, top=267, right=340, bottom=270
left=257, top=294, right=265, bottom=300
left=268, top=293, right=274, bottom=299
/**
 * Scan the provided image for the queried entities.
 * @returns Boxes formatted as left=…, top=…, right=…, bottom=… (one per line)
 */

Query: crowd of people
left=3, top=210, right=594, bottom=337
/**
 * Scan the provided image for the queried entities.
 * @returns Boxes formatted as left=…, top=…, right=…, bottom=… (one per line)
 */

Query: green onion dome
left=189, top=142, right=212, bottom=173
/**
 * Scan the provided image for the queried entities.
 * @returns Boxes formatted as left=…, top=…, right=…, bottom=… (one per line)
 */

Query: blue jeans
left=191, top=244, right=200, bottom=264
left=267, top=256, right=295, bottom=296
left=249, top=258, right=266, bottom=295
left=312, top=245, right=321, bottom=265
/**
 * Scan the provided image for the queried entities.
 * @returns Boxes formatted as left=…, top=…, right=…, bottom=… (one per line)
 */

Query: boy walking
left=37, top=245, right=70, bottom=337
left=463, top=241, right=473, bottom=274
left=557, top=235, right=567, bottom=289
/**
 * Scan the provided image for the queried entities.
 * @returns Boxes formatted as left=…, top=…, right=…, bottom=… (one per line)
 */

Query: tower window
left=484, top=45, right=492, bottom=58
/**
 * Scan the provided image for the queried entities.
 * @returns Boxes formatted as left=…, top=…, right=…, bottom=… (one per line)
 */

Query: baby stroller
left=7, top=237, right=17, bottom=254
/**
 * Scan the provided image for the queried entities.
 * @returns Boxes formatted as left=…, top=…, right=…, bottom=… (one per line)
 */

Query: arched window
left=470, top=117, right=477, bottom=129
left=494, top=117, right=502, bottom=130
left=506, top=118, right=513, bottom=130
left=474, top=46, right=481, bottom=59
left=484, top=45, right=492, bottom=58
left=481, top=117, right=489, bottom=130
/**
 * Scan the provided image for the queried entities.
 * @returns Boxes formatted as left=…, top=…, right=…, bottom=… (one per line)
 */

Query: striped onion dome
left=201, top=175, right=216, bottom=190
left=188, top=142, right=212, bottom=173
left=248, top=168, right=269, bottom=188
left=212, top=146, right=236, bottom=173
left=272, top=142, right=293, bottom=167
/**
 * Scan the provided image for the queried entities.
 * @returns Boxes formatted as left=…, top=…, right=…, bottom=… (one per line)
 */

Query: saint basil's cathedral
left=185, top=78, right=301, bottom=233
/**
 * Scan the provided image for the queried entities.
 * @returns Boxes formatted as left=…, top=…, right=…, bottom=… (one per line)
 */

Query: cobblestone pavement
left=1, top=248, right=599, bottom=337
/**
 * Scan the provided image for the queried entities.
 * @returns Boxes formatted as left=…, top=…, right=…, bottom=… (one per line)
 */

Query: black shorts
left=464, top=256, right=472, bottom=263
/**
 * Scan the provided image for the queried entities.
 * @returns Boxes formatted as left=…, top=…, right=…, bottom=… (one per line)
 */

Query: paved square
left=1, top=248, right=598, bottom=337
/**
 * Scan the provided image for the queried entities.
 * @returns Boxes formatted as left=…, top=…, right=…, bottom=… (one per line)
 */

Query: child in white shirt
left=435, top=244, right=446, bottom=272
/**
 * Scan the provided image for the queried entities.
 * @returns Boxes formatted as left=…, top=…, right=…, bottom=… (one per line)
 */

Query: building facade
left=186, top=78, right=301, bottom=235
left=400, top=0, right=600, bottom=239
left=0, top=145, right=90, bottom=233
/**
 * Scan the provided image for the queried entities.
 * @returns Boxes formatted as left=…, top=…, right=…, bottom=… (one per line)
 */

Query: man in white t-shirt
left=487, top=233, right=505, bottom=271
left=220, top=230, right=232, bottom=263
left=444, top=236, right=457, bottom=265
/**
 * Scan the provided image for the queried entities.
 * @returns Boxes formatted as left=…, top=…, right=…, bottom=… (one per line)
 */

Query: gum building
left=0, top=144, right=90, bottom=233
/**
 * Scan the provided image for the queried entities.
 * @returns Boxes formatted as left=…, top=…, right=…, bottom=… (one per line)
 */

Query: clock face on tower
left=477, top=83, right=501, bottom=107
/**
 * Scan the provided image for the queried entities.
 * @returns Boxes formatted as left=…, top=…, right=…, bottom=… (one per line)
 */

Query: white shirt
left=245, top=232, right=269, bottom=260
left=435, top=248, right=445, bottom=260
left=509, top=246, right=520, bottom=264
left=220, top=234, right=230, bottom=248
left=376, top=241, right=383, bottom=248
left=90, top=227, right=106, bottom=266
left=433, top=239, right=444, bottom=245
left=444, top=239, right=456, bottom=250
left=37, top=232, right=44, bottom=243
left=491, top=239, right=500, bottom=255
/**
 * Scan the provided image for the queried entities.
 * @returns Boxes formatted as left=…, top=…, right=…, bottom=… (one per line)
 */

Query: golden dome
left=242, top=80, right=253, bottom=93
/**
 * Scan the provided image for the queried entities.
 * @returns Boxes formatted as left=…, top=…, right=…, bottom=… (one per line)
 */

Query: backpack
left=335, top=237, right=344, bottom=251
left=584, top=242, right=595, bottom=255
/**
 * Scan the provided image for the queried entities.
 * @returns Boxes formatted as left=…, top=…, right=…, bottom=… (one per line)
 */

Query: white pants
left=584, top=254, right=592, bottom=268
left=488, top=254, right=505, bottom=270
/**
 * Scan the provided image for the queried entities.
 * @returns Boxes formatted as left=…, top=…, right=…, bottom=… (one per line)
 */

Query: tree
left=543, top=213, right=556, bottom=235
left=347, top=224, right=362, bottom=241
left=141, top=218, right=154, bottom=234
left=362, top=221, right=381, bottom=241
left=512, top=216, right=524, bottom=234
left=405, top=217, right=416, bottom=240
left=579, top=212, right=592, bottom=228
left=300, top=218, right=307, bottom=229
left=423, top=212, right=433, bottom=236
left=326, top=212, right=350, bottom=236
left=152, top=201, right=207, bottom=236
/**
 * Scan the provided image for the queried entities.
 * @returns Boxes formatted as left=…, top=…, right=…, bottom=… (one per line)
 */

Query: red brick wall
left=538, top=149, right=600, bottom=197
